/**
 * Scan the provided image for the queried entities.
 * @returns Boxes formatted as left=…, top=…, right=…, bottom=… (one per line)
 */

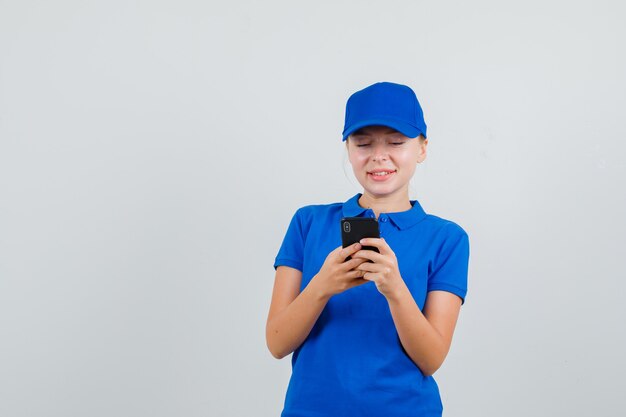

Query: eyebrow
left=351, top=129, right=402, bottom=138
left=351, top=127, right=402, bottom=137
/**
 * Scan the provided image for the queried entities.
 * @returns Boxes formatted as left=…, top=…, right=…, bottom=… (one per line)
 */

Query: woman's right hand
left=310, top=243, right=370, bottom=299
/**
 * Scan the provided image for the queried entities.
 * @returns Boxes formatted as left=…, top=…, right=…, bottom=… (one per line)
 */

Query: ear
left=417, top=137, right=428, bottom=163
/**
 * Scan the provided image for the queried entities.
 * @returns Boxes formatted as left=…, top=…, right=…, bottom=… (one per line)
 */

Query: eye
left=391, top=142, right=405, bottom=146
left=356, top=144, right=370, bottom=147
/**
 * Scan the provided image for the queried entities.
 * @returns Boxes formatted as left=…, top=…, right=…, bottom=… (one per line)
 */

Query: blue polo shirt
left=273, top=193, right=470, bottom=417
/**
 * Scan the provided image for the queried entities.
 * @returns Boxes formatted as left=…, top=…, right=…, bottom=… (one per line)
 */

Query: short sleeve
left=273, top=208, right=305, bottom=272
left=427, top=223, right=470, bottom=305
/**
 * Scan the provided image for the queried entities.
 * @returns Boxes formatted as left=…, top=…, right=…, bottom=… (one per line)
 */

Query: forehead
left=351, top=126, right=404, bottom=137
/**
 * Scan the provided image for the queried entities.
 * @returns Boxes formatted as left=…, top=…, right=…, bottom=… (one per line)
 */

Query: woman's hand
left=352, top=238, right=406, bottom=300
left=310, top=243, right=370, bottom=299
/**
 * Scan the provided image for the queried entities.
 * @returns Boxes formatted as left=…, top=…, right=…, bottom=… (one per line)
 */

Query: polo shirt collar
left=342, top=193, right=428, bottom=230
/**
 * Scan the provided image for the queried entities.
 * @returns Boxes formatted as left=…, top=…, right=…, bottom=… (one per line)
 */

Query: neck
left=358, top=190, right=412, bottom=218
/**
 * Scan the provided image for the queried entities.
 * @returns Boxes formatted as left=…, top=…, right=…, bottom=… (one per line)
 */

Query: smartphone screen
left=340, top=217, right=380, bottom=260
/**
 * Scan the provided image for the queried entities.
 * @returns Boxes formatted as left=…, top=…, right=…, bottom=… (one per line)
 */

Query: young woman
left=266, top=82, right=470, bottom=417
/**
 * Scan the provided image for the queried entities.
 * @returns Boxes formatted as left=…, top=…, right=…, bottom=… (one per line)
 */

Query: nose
left=371, top=143, right=389, bottom=161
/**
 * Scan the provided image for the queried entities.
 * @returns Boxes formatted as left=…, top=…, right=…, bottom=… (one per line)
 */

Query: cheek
left=397, top=154, right=418, bottom=176
left=396, top=147, right=419, bottom=163
left=381, top=150, right=413, bottom=172
left=348, top=151, right=369, bottom=167
left=397, top=152, right=415, bottom=164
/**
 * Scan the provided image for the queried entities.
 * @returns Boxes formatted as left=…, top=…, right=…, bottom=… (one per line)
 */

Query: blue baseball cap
left=342, top=82, right=427, bottom=141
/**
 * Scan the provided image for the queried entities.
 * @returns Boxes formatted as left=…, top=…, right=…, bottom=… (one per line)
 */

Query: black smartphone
left=340, top=217, right=380, bottom=261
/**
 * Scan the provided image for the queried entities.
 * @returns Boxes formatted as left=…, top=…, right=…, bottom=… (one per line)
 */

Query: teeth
left=372, top=171, right=393, bottom=176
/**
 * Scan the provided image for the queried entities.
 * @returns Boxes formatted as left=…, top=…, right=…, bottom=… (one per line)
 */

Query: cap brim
left=342, top=118, right=423, bottom=141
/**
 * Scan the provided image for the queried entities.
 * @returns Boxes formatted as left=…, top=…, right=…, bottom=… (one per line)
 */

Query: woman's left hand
left=352, top=238, right=406, bottom=300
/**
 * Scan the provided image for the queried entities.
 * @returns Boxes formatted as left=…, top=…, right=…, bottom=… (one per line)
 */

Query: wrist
left=307, top=275, right=331, bottom=302
left=385, top=279, right=409, bottom=304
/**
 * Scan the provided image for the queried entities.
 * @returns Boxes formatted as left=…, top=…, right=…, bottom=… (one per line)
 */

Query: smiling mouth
left=368, top=170, right=396, bottom=180
left=369, top=170, right=396, bottom=176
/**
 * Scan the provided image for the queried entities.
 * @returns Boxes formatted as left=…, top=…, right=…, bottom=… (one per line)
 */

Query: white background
left=1, top=1, right=625, bottom=416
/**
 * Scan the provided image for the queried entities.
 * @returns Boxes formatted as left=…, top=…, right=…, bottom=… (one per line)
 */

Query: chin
left=363, top=187, right=396, bottom=197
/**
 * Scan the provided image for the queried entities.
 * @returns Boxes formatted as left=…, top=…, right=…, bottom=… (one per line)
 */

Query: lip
left=367, top=169, right=396, bottom=181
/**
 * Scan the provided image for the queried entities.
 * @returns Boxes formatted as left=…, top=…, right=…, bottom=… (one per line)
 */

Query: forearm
left=386, top=284, right=447, bottom=377
left=266, top=278, right=329, bottom=359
